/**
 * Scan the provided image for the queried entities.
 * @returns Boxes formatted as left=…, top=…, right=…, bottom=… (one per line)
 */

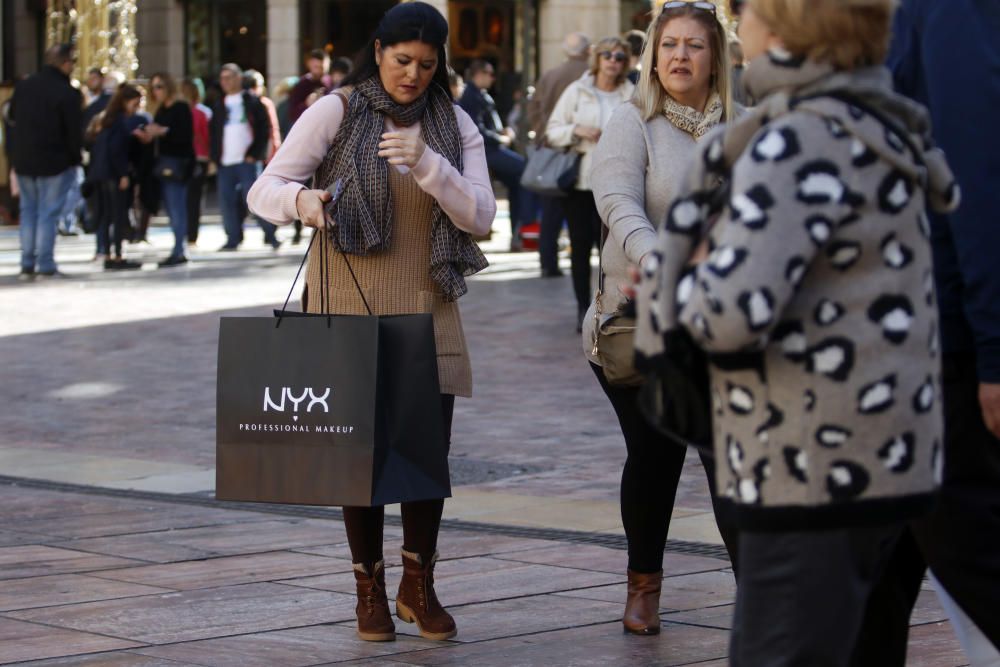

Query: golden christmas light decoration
left=46, top=0, right=139, bottom=82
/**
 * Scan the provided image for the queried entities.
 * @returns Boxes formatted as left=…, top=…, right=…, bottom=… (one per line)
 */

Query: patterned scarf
left=314, top=76, right=488, bottom=301
left=662, top=92, right=724, bottom=139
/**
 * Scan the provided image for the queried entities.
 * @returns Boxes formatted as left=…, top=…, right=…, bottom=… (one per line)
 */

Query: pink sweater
left=247, top=93, right=496, bottom=237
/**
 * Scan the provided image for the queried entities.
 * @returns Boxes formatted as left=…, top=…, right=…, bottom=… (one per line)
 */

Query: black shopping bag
left=216, top=221, right=451, bottom=506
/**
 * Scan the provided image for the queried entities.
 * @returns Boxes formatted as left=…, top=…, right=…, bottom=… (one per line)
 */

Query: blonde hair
left=749, top=0, right=896, bottom=70
left=589, top=36, right=631, bottom=87
left=633, top=3, right=734, bottom=123
left=147, top=72, right=179, bottom=116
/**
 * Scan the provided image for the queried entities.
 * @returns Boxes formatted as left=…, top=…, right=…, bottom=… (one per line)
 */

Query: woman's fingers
left=296, top=189, right=331, bottom=229
left=378, top=133, right=424, bottom=167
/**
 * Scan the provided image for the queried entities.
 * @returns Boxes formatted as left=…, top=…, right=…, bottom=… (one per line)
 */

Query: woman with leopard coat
left=634, top=0, right=959, bottom=664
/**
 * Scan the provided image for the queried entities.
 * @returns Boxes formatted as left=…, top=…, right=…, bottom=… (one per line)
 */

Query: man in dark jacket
left=459, top=59, right=532, bottom=251
left=210, top=62, right=278, bottom=250
left=9, top=44, right=82, bottom=279
left=525, top=32, right=590, bottom=276
left=288, top=49, right=332, bottom=126
left=853, top=1, right=1000, bottom=663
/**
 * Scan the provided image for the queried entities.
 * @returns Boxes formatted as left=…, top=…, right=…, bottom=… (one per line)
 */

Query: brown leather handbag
left=592, top=230, right=643, bottom=387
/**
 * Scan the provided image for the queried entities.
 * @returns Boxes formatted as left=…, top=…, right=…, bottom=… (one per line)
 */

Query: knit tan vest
left=304, top=166, right=472, bottom=397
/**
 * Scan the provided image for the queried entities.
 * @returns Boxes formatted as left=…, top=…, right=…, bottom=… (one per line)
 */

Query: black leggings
left=98, top=179, right=131, bottom=257
left=590, top=362, right=739, bottom=573
left=563, top=189, right=601, bottom=312
left=343, top=394, right=455, bottom=564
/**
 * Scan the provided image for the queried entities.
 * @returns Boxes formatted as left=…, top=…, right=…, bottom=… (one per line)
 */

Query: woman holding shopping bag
left=248, top=2, right=494, bottom=644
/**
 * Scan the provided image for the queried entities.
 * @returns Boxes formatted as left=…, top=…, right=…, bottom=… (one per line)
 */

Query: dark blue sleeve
left=457, top=88, right=500, bottom=149
left=889, top=0, right=1000, bottom=382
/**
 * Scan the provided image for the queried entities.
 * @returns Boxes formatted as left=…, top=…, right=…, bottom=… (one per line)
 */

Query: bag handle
left=275, top=178, right=372, bottom=328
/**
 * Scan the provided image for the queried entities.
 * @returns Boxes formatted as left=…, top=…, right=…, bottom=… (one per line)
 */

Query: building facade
left=4, top=1, right=653, bottom=90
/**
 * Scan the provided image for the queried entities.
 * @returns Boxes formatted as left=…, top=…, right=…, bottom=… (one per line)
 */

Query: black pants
left=186, top=162, right=207, bottom=243
left=731, top=524, right=904, bottom=667
left=590, top=363, right=738, bottom=573
left=853, top=354, right=1000, bottom=664
left=564, top=189, right=601, bottom=312
left=343, top=394, right=455, bottom=564
left=98, top=179, right=131, bottom=258
left=538, top=195, right=564, bottom=273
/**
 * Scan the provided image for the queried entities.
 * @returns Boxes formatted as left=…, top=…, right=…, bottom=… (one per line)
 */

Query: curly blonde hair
left=749, top=0, right=896, bottom=69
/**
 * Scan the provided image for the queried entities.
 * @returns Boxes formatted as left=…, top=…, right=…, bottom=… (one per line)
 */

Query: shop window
left=299, top=0, right=396, bottom=62
left=185, top=0, right=267, bottom=80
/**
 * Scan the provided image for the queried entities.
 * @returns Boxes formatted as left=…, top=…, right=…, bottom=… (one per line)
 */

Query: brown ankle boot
left=623, top=569, right=662, bottom=635
left=395, top=549, right=457, bottom=640
left=353, top=560, right=395, bottom=641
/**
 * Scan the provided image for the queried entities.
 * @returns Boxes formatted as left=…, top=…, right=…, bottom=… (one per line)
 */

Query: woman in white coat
left=546, top=36, right=635, bottom=331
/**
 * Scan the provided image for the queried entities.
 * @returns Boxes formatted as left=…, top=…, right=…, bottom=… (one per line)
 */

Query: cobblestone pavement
left=0, top=214, right=967, bottom=665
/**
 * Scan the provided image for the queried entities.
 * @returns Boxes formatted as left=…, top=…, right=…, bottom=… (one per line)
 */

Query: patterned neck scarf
left=662, top=92, right=724, bottom=139
left=314, top=76, right=488, bottom=301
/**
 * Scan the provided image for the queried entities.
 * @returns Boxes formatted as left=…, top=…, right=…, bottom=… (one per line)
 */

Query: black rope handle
left=273, top=179, right=373, bottom=327
left=328, top=222, right=373, bottom=316
left=275, top=230, right=318, bottom=328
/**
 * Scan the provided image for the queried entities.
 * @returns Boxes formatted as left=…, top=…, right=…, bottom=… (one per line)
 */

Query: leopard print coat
left=635, top=53, right=960, bottom=530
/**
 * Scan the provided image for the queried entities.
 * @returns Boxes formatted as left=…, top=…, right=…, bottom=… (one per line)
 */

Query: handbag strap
left=595, top=224, right=610, bottom=317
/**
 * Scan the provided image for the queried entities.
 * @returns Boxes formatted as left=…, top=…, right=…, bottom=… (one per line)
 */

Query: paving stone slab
left=14, top=652, right=198, bottom=666
left=0, top=574, right=169, bottom=613
left=555, top=570, right=736, bottom=613
left=905, top=621, right=969, bottom=667
left=494, top=543, right=727, bottom=577
left=290, top=529, right=553, bottom=568
left=372, top=619, right=731, bottom=666
left=0, top=485, right=149, bottom=522
left=0, top=617, right=142, bottom=665
left=282, top=556, right=621, bottom=607
left=92, top=551, right=355, bottom=591
left=379, top=593, right=623, bottom=645
left=0, top=529, right=54, bottom=548
left=0, top=506, right=273, bottom=541
left=52, top=519, right=345, bottom=564
left=662, top=604, right=734, bottom=630
left=134, top=624, right=433, bottom=667
left=910, top=589, right=950, bottom=626
left=0, top=546, right=144, bottom=580
left=7, top=583, right=356, bottom=645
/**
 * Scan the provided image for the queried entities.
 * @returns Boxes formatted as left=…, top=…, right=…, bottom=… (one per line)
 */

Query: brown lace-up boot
left=353, top=560, right=395, bottom=641
left=395, top=549, right=457, bottom=640
left=623, top=569, right=663, bottom=635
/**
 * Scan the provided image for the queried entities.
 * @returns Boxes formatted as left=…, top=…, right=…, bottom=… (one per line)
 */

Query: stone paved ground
left=0, top=214, right=968, bottom=665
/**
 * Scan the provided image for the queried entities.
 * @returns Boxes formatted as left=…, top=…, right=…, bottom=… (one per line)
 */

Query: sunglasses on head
left=599, top=51, right=629, bottom=63
left=661, top=1, right=717, bottom=15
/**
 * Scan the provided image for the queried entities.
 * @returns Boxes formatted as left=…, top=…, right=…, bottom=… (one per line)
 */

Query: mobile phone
left=323, top=179, right=343, bottom=230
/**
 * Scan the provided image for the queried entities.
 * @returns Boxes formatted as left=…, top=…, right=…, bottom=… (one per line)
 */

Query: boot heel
left=396, top=601, right=416, bottom=624
left=396, top=550, right=458, bottom=641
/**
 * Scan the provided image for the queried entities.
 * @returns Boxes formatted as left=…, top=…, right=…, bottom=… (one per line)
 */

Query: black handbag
left=637, top=327, right=714, bottom=455
left=153, top=154, right=192, bottom=182
left=520, top=144, right=581, bottom=196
